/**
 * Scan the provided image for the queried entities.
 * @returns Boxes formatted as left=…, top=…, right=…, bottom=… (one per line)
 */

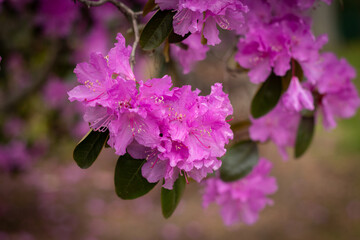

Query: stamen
left=85, top=92, right=105, bottom=103
left=151, top=158, right=159, bottom=168
left=130, top=118, right=135, bottom=137
left=192, top=132, right=210, bottom=149
left=183, top=171, right=189, bottom=184
left=226, top=117, right=234, bottom=122
left=91, top=114, right=112, bottom=132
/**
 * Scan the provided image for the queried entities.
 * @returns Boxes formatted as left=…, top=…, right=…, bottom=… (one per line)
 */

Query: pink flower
left=316, top=53, right=356, bottom=94
left=73, top=25, right=110, bottom=63
left=68, top=52, right=114, bottom=108
left=202, top=158, right=278, bottom=225
left=68, top=33, right=135, bottom=108
left=171, top=33, right=209, bottom=74
left=235, top=0, right=329, bottom=84
left=282, top=76, right=314, bottom=112
left=69, top=33, right=234, bottom=189
left=0, top=141, right=33, bottom=173
left=157, top=0, right=248, bottom=45
left=320, top=83, right=360, bottom=129
left=43, top=77, right=69, bottom=108
left=235, top=24, right=289, bottom=84
left=249, top=102, right=301, bottom=160
left=139, top=83, right=233, bottom=189
left=36, top=0, right=80, bottom=37
left=304, top=53, right=360, bottom=129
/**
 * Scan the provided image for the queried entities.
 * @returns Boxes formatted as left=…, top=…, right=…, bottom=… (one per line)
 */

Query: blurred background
left=1, top=0, right=360, bottom=239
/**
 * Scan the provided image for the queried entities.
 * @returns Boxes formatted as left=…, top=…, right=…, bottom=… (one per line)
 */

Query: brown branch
left=78, top=0, right=142, bottom=69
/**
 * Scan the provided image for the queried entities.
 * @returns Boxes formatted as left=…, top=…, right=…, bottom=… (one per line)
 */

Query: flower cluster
left=202, top=158, right=278, bottom=225
left=309, top=53, right=360, bottom=129
left=249, top=55, right=359, bottom=161
left=156, top=0, right=248, bottom=45
left=68, top=33, right=233, bottom=189
left=231, top=0, right=360, bottom=159
left=249, top=102, right=301, bottom=160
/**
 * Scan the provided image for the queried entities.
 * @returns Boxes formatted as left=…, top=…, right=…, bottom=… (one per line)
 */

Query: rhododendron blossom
left=307, top=53, right=360, bottom=129
left=156, top=0, right=248, bottom=45
left=249, top=102, right=301, bottom=160
left=68, top=33, right=233, bottom=189
left=36, top=0, right=80, bottom=37
left=171, top=33, right=209, bottom=74
left=57, top=0, right=360, bottom=227
left=282, top=76, right=314, bottom=112
left=202, top=158, right=278, bottom=225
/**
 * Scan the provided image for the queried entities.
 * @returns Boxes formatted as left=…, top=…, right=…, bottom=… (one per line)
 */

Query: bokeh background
left=1, top=0, right=360, bottom=239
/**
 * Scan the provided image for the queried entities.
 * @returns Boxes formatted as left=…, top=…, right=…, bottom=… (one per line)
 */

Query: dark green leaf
left=282, top=59, right=304, bottom=92
left=220, top=140, right=259, bottom=182
left=115, top=154, right=158, bottom=200
left=140, top=10, right=175, bottom=51
left=251, top=72, right=282, bottom=118
left=73, top=130, right=109, bottom=169
left=293, top=59, right=304, bottom=81
left=168, top=30, right=191, bottom=43
left=230, top=119, right=251, bottom=132
left=281, top=68, right=292, bottom=92
left=295, top=115, right=315, bottom=158
left=161, top=175, right=186, bottom=218
left=142, top=0, right=157, bottom=17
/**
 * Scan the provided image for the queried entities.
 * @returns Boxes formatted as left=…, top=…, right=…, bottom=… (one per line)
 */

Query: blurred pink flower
left=202, top=158, right=278, bottom=225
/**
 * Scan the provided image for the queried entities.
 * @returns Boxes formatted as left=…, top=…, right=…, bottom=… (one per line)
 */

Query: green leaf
left=220, top=140, right=259, bottom=182
left=73, top=130, right=109, bottom=169
left=281, top=68, right=292, bottom=92
left=168, top=30, right=191, bottom=43
left=293, top=59, right=304, bottom=81
left=142, top=0, right=157, bottom=17
left=282, top=60, right=304, bottom=92
left=115, top=154, right=158, bottom=200
left=251, top=72, right=282, bottom=118
left=295, top=115, right=315, bottom=158
left=161, top=175, right=186, bottom=218
left=140, top=10, right=175, bottom=51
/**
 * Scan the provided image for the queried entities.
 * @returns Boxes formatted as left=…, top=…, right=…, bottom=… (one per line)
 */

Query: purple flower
left=316, top=53, right=356, bottom=94
left=69, top=33, right=234, bottom=189
left=157, top=0, right=248, bottom=45
left=235, top=24, right=289, bottom=83
left=73, top=25, right=110, bottom=63
left=68, top=33, right=135, bottom=108
left=139, top=83, right=233, bottom=189
left=43, top=77, right=69, bottom=109
left=69, top=33, right=156, bottom=154
left=171, top=33, right=209, bottom=74
left=249, top=102, right=301, bottom=160
left=36, top=0, right=80, bottom=37
left=282, top=76, right=314, bottom=112
left=304, top=53, right=360, bottom=129
left=68, top=52, right=113, bottom=108
left=0, top=141, right=33, bottom=173
left=202, top=158, right=278, bottom=225
left=320, top=82, right=360, bottom=129
left=235, top=1, right=327, bottom=84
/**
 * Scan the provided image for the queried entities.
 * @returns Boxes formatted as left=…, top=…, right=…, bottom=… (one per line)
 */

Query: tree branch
left=77, top=0, right=142, bottom=69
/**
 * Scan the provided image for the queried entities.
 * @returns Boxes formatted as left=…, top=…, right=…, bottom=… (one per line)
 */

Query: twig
left=77, top=0, right=142, bottom=69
